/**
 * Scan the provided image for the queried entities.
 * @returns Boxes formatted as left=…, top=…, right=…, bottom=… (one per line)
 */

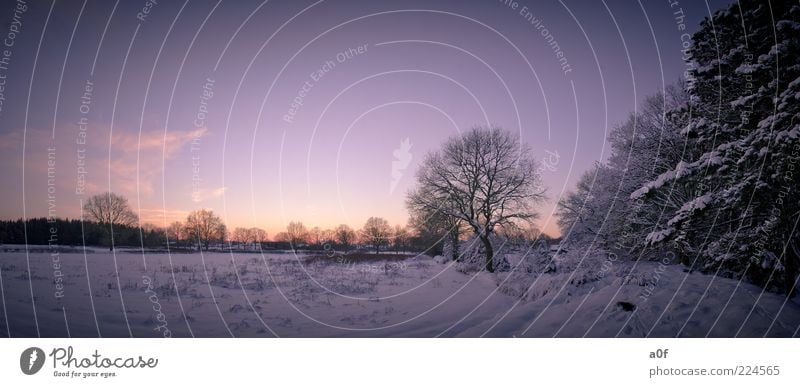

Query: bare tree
left=83, top=192, right=139, bottom=226
left=167, top=221, right=184, bottom=245
left=232, top=227, right=250, bottom=249
left=250, top=227, right=267, bottom=248
left=82, top=192, right=139, bottom=250
left=231, top=227, right=267, bottom=249
left=361, top=217, right=391, bottom=254
left=308, top=227, right=323, bottom=249
left=519, top=224, right=544, bottom=243
left=407, top=126, right=545, bottom=272
left=273, top=232, right=290, bottom=243
left=334, top=224, right=355, bottom=250
left=408, top=204, right=463, bottom=261
left=286, top=221, right=308, bottom=252
left=184, top=209, right=226, bottom=251
left=320, top=229, right=335, bottom=246
left=392, top=225, right=409, bottom=254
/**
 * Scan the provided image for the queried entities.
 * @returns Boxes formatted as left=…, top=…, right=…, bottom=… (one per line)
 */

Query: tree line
left=271, top=218, right=409, bottom=254
left=0, top=192, right=463, bottom=254
left=0, top=217, right=166, bottom=248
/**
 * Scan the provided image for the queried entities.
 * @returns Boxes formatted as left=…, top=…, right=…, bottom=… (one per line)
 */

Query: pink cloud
left=110, top=127, right=207, bottom=158
left=0, top=126, right=208, bottom=221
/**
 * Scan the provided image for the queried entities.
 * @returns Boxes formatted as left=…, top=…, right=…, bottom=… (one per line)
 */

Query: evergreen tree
left=635, top=2, right=800, bottom=294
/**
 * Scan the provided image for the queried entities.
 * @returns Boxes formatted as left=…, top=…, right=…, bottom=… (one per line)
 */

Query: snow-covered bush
left=454, top=237, right=485, bottom=273
left=453, top=235, right=511, bottom=273
left=496, top=248, right=619, bottom=302
left=432, top=255, right=450, bottom=264
left=441, top=238, right=455, bottom=263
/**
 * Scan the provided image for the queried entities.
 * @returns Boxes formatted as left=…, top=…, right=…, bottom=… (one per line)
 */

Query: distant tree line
left=272, top=218, right=412, bottom=255
left=3, top=191, right=511, bottom=254
left=0, top=217, right=166, bottom=248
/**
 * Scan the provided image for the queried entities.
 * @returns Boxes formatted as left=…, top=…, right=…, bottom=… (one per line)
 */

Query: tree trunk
left=450, top=229, right=460, bottom=261
left=480, top=235, right=494, bottom=272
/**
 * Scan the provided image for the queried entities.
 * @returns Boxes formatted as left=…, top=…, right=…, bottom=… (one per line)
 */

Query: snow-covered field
left=0, top=246, right=797, bottom=337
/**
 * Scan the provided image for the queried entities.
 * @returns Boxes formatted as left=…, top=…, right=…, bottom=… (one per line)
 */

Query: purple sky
left=0, top=0, right=729, bottom=237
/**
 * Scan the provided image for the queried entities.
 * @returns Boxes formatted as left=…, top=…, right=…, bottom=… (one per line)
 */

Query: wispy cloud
left=0, top=126, right=208, bottom=220
left=137, top=208, right=190, bottom=227
left=191, top=186, right=227, bottom=203
left=106, top=127, right=207, bottom=196
left=110, top=127, right=206, bottom=157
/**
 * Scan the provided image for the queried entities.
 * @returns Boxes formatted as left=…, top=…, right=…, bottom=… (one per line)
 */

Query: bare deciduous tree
left=273, top=232, right=290, bottom=243
left=308, top=227, right=323, bottom=249
left=320, top=229, right=335, bottom=246
left=392, top=225, right=409, bottom=254
left=184, top=209, right=226, bottom=251
left=83, top=192, right=138, bottom=227
left=334, top=224, right=355, bottom=250
left=407, top=126, right=545, bottom=272
left=250, top=227, right=267, bottom=246
left=286, top=221, right=308, bottom=252
left=82, top=192, right=139, bottom=250
left=232, top=227, right=251, bottom=249
left=231, top=227, right=266, bottom=250
left=361, top=217, right=391, bottom=254
left=167, top=221, right=184, bottom=244
left=408, top=203, right=463, bottom=261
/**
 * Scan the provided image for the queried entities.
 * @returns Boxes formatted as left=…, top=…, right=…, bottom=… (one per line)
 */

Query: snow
left=680, top=118, right=706, bottom=135
left=630, top=161, right=688, bottom=199
left=0, top=246, right=797, bottom=337
left=730, top=94, right=756, bottom=107
left=645, top=228, right=674, bottom=245
left=666, top=194, right=713, bottom=227
left=776, top=20, right=800, bottom=31
left=475, top=260, right=800, bottom=337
